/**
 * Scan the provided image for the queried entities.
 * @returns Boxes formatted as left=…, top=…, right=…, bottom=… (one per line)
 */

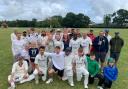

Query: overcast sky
left=0, top=0, right=128, bottom=23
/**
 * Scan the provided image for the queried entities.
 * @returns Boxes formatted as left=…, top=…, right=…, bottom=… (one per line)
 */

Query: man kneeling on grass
left=73, top=47, right=89, bottom=89
left=46, top=46, right=65, bottom=84
left=8, top=54, right=34, bottom=89
left=33, top=46, right=51, bottom=84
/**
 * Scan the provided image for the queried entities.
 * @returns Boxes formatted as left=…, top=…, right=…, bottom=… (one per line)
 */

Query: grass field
left=0, top=28, right=128, bottom=89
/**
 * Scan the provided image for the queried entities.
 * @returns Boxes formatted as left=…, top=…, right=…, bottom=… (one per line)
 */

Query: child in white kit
left=73, top=47, right=89, bottom=89
left=33, top=46, right=51, bottom=84
left=62, top=47, right=74, bottom=87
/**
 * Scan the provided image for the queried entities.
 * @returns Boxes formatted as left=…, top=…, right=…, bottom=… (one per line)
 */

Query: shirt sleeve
left=12, top=40, right=17, bottom=56
left=84, top=56, right=88, bottom=69
left=34, top=55, right=39, bottom=65
left=89, top=37, right=92, bottom=45
left=92, top=62, right=100, bottom=76
left=11, top=63, right=16, bottom=74
left=61, top=42, right=64, bottom=51
left=45, top=52, right=53, bottom=57
left=69, top=40, right=72, bottom=47
left=24, top=61, right=28, bottom=71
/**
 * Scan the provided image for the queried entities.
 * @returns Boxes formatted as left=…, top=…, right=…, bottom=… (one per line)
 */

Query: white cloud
left=0, top=0, right=128, bottom=23
left=0, top=0, right=66, bottom=20
left=86, top=0, right=128, bottom=23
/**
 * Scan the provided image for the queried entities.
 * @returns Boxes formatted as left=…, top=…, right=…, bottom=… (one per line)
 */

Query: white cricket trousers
left=63, top=67, right=74, bottom=84
left=8, top=74, right=34, bottom=87
left=76, top=67, right=89, bottom=86
left=33, top=68, right=47, bottom=81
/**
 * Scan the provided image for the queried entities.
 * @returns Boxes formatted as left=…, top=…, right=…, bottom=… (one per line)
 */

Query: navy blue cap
left=104, top=29, right=109, bottom=33
left=65, top=47, right=72, bottom=52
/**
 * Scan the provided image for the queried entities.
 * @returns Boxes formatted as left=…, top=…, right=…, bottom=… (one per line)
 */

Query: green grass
left=0, top=28, right=128, bottom=89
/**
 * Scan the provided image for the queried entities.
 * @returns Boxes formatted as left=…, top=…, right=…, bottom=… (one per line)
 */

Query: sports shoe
left=97, top=86, right=103, bottom=89
left=70, top=83, right=74, bottom=87
left=84, top=85, right=88, bottom=89
left=46, top=78, right=53, bottom=84
left=35, top=75, right=39, bottom=84
left=8, top=86, right=15, bottom=89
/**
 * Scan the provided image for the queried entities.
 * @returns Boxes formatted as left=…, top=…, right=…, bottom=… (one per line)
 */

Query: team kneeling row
left=8, top=46, right=118, bottom=89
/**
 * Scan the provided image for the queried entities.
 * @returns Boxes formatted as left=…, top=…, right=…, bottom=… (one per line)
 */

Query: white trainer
left=8, top=86, right=15, bottom=89
left=84, top=85, right=88, bottom=89
left=46, top=78, right=53, bottom=84
left=97, top=86, right=103, bottom=89
left=70, top=83, right=74, bottom=87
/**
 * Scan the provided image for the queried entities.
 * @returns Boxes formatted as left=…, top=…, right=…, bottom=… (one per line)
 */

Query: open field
left=0, top=28, right=128, bottom=89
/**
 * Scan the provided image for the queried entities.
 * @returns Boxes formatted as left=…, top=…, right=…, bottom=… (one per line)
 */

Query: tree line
left=0, top=12, right=90, bottom=28
left=1, top=9, right=128, bottom=28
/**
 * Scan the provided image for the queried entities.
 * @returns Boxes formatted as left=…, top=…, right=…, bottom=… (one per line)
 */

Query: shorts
left=52, top=65, right=64, bottom=77
left=110, top=52, right=120, bottom=62
left=95, top=52, right=106, bottom=63
left=76, top=67, right=89, bottom=81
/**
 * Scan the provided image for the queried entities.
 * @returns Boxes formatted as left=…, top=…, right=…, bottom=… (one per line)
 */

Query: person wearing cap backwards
left=62, top=47, right=74, bottom=87
left=104, top=29, right=112, bottom=62
left=97, top=58, right=118, bottom=89
left=110, top=32, right=124, bottom=64
left=8, top=54, right=34, bottom=89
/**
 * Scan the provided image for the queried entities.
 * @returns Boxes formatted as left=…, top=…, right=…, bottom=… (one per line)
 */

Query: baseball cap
left=65, top=47, right=72, bottom=52
left=108, top=58, right=115, bottom=63
left=104, top=29, right=109, bottom=33
left=15, top=53, right=24, bottom=60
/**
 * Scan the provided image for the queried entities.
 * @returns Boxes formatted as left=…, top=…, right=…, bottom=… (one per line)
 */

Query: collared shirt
left=81, top=37, right=92, bottom=54
left=12, top=61, right=28, bottom=76
left=35, top=53, right=49, bottom=69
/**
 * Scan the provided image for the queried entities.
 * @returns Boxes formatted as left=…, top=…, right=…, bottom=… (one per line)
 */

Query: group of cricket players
left=8, top=28, right=118, bottom=89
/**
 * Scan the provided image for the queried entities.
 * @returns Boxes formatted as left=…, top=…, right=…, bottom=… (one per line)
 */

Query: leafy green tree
left=104, top=14, right=111, bottom=27
left=112, top=9, right=128, bottom=26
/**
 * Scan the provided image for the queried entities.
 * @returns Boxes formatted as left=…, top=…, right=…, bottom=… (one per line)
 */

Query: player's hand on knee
left=23, top=75, right=28, bottom=79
